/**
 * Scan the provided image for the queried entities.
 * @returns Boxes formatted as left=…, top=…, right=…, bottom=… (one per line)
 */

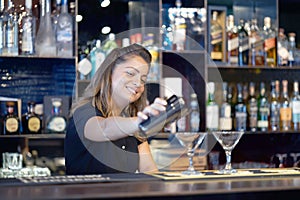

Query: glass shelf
left=0, top=134, right=65, bottom=139
left=208, top=65, right=300, bottom=70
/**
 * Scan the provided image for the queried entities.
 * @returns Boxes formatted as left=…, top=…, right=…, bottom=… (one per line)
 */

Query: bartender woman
left=65, top=43, right=167, bottom=175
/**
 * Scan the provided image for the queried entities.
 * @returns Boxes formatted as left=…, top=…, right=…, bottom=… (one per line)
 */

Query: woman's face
left=111, top=55, right=149, bottom=108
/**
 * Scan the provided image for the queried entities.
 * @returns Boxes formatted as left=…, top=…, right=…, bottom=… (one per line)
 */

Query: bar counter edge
left=1, top=174, right=300, bottom=200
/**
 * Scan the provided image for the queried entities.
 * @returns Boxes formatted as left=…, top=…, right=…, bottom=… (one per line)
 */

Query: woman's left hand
left=137, top=97, right=167, bottom=124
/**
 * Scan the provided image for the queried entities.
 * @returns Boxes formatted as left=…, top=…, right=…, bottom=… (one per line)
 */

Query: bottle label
left=211, top=29, right=223, bottom=60
left=190, top=112, right=200, bottom=132
left=249, top=104, right=258, bottom=128
left=6, top=29, right=14, bottom=48
left=48, top=117, right=66, bottom=132
left=6, top=118, right=19, bottom=132
left=280, top=107, right=292, bottom=121
left=228, top=37, right=239, bottom=51
left=28, top=117, right=41, bottom=132
left=22, top=19, right=34, bottom=52
left=270, top=103, right=280, bottom=127
left=292, top=101, right=300, bottom=123
left=235, top=112, right=247, bottom=130
left=239, top=37, right=249, bottom=52
left=259, top=107, right=269, bottom=115
left=211, top=51, right=222, bottom=60
left=57, top=28, right=73, bottom=42
left=224, top=105, right=231, bottom=118
left=211, top=30, right=222, bottom=45
left=264, top=37, right=276, bottom=52
left=257, top=120, right=268, bottom=128
left=206, top=105, right=219, bottom=129
left=219, top=117, right=232, bottom=130
left=292, top=101, right=300, bottom=114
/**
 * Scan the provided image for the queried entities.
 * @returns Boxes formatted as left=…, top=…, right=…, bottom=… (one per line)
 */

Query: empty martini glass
left=175, top=132, right=207, bottom=175
left=212, top=131, right=244, bottom=174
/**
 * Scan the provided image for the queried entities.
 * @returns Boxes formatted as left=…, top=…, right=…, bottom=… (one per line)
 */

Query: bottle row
left=162, top=1, right=299, bottom=67
left=0, top=97, right=67, bottom=135
left=224, top=14, right=296, bottom=67
left=206, top=80, right=300, bottom=132
left=0, top=0, right=74, bottom=57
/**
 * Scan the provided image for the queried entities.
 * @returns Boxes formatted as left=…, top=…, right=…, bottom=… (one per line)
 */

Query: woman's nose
left=133, top=80, right=142, bottom=87
left=132, top=76, right=143, bottom=87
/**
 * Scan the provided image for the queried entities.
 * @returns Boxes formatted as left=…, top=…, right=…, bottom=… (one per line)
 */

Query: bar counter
left=1, top=169, right=300, bottom=200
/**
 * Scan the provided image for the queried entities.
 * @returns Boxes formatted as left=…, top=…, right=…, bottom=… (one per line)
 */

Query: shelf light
left=101, top=26, right=111, bottom=34
left=76, top=15, right=83, bottom=22
left=101, top=0, right=110, bottom=8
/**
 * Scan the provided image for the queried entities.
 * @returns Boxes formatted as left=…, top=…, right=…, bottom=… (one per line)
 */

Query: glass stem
left=225, top=150, right=232, bottom=170
left=187, top=149, right=195, bottom=171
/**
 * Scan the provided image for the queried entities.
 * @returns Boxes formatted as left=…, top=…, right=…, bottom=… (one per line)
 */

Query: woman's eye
left=126, top=71, right=134, bottom=76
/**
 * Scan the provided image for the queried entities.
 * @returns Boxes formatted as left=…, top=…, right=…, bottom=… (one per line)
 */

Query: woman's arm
left=84, top=98, right=167, bottom=142
left=138, top=141, right=158, bottom=173
left=84, top=116, right=139, bottom=141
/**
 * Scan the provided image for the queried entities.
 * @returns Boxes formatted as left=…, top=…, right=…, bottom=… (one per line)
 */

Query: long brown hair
left=70, top=43, right=152, bottom=117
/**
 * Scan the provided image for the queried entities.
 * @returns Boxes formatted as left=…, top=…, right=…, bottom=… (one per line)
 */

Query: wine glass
left=211, top=131, right=244, bottom=174
left=175, top=132, right=207, bottom=175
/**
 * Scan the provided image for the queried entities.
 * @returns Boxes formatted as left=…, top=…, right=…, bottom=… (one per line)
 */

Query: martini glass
left=175, top=132, right=207, bottom=175
left=212, top=131, right=244, bottom=174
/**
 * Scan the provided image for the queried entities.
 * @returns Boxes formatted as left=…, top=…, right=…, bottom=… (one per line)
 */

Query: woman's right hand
left=137, top=97, right=167, bottom=124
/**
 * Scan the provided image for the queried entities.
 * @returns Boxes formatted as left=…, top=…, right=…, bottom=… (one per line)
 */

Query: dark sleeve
left=72, top=103, right=100, bottom=140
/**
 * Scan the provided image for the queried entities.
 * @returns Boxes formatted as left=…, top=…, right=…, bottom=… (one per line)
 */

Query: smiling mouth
left=126, top=86, right=137, bottom=95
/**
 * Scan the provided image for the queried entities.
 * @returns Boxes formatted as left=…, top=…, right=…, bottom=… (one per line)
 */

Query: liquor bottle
left=277, top=28, right=289, bottom=66
left=102, top=33, right=118, bottom=55
left=234, top=83, right=247, bottom=131
left=287, top=32, right=296, bottom=67
left=206, top=82, right=219, bottom=131
left=3, top=102, right=20, bottom=135
left=263, top=17, right=277, bottom=67
left=291, top=81, right=300, bottom=131
left=22, top=101, right=42, bottom=134
left=280, top=80, right=292, bottom=131
left=2, top=0, right=19, bottom=56
left=237, top=19, right=249, bottom=66
left=161, top=24, right=172, bottom=50
left=189, top=93, right=200, bottom=132
left=51, top=0, right=61, bottom=33
left=226, top=15, right=238, bottom=65
left=90, top=40, right=105, bottom=78
left=176, top=112, right=186, bottom=132
left=249, top=18, right=264, bottom=66
left=227, top=85, right=235, bottom=129
left=247, top=82, right=257, bottom=132
left=21, top=0, right=36, bottom=55
left=270, top=80, right=280, bottom=131
left=46, top=98, right=67, bottom=133
left=144, top=33, right=160, bottom=83
left=185, top=8, right=205, bottom=50
left=219, top=82, right=232, bottom=131
left=210, top=11, right=223, bottom=61
left=56, top=0, right=73, bottom=57
left=257, top=82, right=269, bottom=132
left=35, top=0, right=56, bottom=57
left=0, top=0, right=4, bottom=54
left=172, top=0, right=186, bottom=51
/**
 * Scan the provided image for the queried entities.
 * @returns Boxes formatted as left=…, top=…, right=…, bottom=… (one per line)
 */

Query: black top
left=64, top=102, right=141, bottom=175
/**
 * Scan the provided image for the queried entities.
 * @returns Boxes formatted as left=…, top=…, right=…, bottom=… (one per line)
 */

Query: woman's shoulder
left=74, top=102, right=103, bottom=118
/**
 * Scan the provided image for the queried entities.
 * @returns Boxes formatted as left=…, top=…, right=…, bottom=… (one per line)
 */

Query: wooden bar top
left=1, top=170, right=300, bottom=200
